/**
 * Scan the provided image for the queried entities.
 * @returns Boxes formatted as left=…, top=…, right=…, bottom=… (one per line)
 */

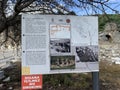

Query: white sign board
left=22, top=14, right=99, bottom=75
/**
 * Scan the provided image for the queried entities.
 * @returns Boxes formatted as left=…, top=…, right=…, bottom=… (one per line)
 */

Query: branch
left=15, top=0, right=36, bottom=11
left=8, top=0, right=36, bottom=23
left=0, top=28, right=8, bottom=46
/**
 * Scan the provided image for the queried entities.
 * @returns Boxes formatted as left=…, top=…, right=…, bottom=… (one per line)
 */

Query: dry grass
left=99, top=61, right=120, bottom=90
left=1, top=61, right=120, bottom=90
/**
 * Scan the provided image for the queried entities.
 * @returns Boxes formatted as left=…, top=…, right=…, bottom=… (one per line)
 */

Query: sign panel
left=22, top=74, right=42, bottom=90
left=22, top=14, right=99, bottom=74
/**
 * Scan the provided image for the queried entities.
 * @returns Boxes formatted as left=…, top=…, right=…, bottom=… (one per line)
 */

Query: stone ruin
left=99, top=22, right=120, bottom=64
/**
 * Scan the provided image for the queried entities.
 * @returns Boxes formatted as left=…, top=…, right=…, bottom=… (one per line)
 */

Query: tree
left=0, top=0, right=119, bottom=46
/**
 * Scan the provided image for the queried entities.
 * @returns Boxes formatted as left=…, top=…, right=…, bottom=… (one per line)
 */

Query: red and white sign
left=22, top=74, right=42, bottom=90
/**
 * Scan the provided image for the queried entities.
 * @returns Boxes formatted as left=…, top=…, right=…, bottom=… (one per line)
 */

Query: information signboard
left=22, top=14, right=99, bottom=75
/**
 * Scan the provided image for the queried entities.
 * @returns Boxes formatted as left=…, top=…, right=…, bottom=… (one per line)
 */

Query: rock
left=111, top=57, right=120, bottom=64
left=0, top=84, right=4, bottom=88
left=0, top=71, right=5, bottom=80
left=3, top=77, right=10, bottom=82
left=8, top=86, right=13, bottom=90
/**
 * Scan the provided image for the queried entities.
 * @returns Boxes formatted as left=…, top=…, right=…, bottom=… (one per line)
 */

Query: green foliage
left=99, top=14, right=120, bottom=31
left=43, top=73, right=92, bottom=90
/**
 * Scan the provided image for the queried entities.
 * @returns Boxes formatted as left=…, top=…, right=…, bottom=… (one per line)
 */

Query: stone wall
left=99, top=22, right=120, bottom=64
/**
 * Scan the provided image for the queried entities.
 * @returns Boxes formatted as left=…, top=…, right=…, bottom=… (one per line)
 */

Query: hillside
left=99, top=14, right=120, bottom=31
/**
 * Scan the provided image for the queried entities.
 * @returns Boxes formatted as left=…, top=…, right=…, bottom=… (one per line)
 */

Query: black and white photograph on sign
left=50, top=24, right=70, bottom=38
left=50, top=39, right=71, bottom=54
left=75, top=46, right=98, bottom=62
left=50, top=56, right=75, bottom=70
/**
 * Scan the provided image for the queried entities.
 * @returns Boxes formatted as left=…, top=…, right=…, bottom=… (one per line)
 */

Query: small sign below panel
left=22, top=74, right=42, bottom=90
